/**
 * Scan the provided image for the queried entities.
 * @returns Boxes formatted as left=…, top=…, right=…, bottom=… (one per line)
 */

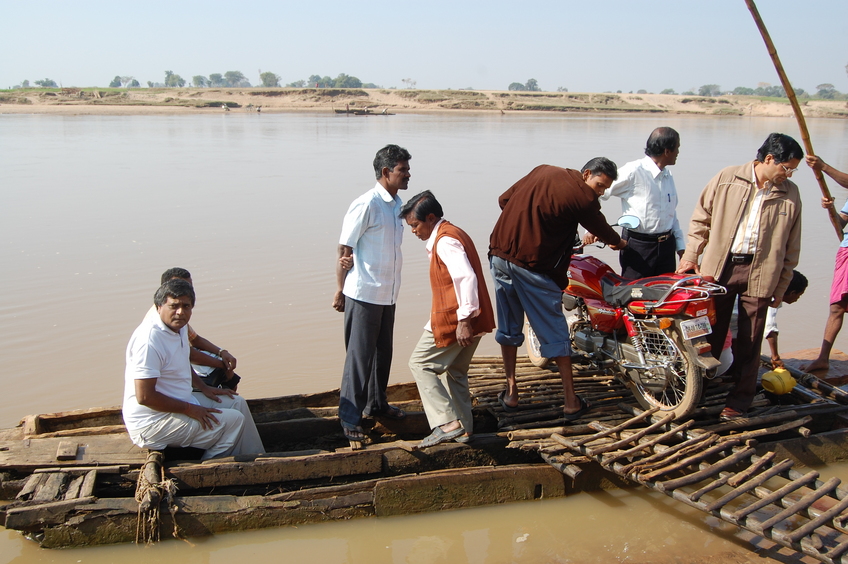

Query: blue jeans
left=489, top=256, right=571, bottom=359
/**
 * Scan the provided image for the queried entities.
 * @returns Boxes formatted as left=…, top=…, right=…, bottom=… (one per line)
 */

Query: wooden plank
left=64, top=475, right=84, bottom=499
left=36, top=425, right=128, bottom=439
left=32, top=472, right=66, bottom=502
left=373, top=464, right=566, bottom=517
left=34, top=464, right=127, bottom=474
left=34, top=407, right=123, bottom=434
left=268, top=479, right=380, bottom=502
left=55, top=441, right=78, bottom=461
left=0, top=433, right=147, bottom=471
left=21, top=415, right=40, bottom=437
left=286, top=492, right=373, bottom=510
left=4, top=496, right=95, bottom=530
left=167, top=450, right=384, bottom=489
left=79, top=469, right=97, bottom=498
left=256, top=417, right=345, bottom=442
left=246, top=382, right=419, bottom=413
left=15, top=473, right=48, bottom=500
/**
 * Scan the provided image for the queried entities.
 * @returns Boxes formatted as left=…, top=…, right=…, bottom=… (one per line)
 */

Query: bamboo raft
left=2, top=355, right=848, bottom=552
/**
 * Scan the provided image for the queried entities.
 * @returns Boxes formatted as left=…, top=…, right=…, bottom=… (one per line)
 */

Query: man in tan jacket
left=677, top=133, right=803, bottom=420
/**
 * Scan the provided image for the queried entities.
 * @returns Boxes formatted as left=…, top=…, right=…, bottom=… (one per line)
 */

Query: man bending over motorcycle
left=489, top=157, right=626, bottom=420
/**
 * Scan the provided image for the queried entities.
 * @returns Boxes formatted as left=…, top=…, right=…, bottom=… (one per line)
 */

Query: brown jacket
left=489, top=165, right=622, bottom=289
left=682, top=161, right=802, bottom=300
left=431, top=222, right=496, bottom=348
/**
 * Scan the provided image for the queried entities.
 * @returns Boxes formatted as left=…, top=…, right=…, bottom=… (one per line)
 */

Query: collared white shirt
left=424, top=219, right=479, bottom=331
left=123, top=314, right=198, bottom=432
left=602, top=156, right=685, bottom=251
left=339, top=183, right=403, bottom=305
left=731, top=164, right=770, bottom=254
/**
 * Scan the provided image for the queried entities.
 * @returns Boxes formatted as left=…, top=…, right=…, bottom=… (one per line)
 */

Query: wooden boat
left=334, top=106, right=393, bottom=116
left=3, top=355, right=848, bottom=554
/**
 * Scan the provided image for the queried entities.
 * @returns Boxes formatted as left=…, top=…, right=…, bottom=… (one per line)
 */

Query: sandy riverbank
left=1, top=87, right=847, bottom=117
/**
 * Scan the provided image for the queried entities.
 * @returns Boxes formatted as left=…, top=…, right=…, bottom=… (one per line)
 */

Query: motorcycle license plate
left=680, top=315, right=712, bottom=340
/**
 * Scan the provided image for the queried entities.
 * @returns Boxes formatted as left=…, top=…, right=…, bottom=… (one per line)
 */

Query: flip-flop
left=497, top=390, right=520, bottom=413
left=720, top=407, right=744, bottom=421
left=563, top=396, right=590, bottom=421
left=342, top=425, right=367, bottom=442
left=419, top=426, right=465, bottom=448
left=376, top=404, right=406, bottom=420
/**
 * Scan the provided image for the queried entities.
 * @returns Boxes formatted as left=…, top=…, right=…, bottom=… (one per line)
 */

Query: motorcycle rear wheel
left=524, top=322, right=550, bottom=367
left=627, top=327, right=703, bottom=420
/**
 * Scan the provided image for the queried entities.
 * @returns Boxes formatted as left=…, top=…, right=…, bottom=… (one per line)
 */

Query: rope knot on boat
left=134, top=451, right=179, bottom=544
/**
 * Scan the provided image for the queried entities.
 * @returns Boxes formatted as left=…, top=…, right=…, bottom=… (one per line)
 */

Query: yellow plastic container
left=761, top=368, right=797, bottom=395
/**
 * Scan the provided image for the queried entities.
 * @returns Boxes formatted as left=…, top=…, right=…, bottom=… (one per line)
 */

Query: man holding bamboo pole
left=802, top=156, right=848, bottom=373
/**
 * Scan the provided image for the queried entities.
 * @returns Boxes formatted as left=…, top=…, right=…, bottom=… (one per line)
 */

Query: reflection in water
left=0, top=113, right=846, bottom=562
left=0, top=489, right=786, bottom=564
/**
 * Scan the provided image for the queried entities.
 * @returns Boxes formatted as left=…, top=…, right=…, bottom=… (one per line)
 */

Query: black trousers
left=706, top=261, right=771, bottom=413
left=339, top=296, right=395, bottom=428
left=619, top=231, right=678, bottom=279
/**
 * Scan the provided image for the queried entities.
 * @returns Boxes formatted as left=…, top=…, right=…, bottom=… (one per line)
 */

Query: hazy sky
left=2, top=0, right=846, bottom=94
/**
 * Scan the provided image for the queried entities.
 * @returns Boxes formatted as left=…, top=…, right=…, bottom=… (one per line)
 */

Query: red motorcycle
left=525, top=219, right=726, bottom=419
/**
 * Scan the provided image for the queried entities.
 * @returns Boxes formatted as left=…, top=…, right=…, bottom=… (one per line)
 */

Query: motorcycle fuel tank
left=566, top=255, right=617, bottom=300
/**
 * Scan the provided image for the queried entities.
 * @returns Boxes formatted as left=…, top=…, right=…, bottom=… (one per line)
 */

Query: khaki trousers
left=408, top=331, right=480, bottom=435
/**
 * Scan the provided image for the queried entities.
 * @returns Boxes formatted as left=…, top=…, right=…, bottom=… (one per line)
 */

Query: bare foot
left=801, top=358, right=830, bottom=373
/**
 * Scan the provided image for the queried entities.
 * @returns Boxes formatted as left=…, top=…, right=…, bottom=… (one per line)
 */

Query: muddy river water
left=1, top=112, right=846, bottom=562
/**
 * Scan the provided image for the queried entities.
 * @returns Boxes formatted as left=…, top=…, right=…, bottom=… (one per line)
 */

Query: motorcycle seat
left=600, top=277, right=674, bottom=307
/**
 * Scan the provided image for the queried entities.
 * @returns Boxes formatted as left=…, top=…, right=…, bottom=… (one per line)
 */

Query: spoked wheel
left=627, top=327, right=703, bottom=420
left=524, top=322, right=550, bottom=367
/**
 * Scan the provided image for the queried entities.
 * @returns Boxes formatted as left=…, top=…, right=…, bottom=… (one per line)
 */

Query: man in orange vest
left=401, top=191, right=496, bottom=447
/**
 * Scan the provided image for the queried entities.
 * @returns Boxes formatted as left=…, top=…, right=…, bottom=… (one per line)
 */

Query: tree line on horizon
left=8, top=63, right=848, bottom=99
left=655, top=82, right=845, bottom=100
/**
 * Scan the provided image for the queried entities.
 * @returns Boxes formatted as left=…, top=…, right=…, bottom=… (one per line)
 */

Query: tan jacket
left=682, top=161, right=802, bottom=300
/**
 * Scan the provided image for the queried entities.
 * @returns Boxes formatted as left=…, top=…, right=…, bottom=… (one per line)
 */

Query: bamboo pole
left=745, top=0, right=842, bottom=241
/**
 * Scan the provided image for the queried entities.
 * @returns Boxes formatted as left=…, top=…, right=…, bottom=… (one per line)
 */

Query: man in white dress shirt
left=586, top=127, right=684, bottom=279
left=333, top=144, right=411, bottom=442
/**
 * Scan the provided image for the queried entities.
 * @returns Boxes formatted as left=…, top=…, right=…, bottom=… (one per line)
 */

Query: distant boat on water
left=334, top=105, right=393, bottom=116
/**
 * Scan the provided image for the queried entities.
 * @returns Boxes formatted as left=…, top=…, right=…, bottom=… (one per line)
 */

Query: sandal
left=720, top=407, right=744, bottom=421
left=375, top=404, right=406, bottom=420
left=419, top=426, right=465, bottom=448
left=563, top=396, right=590, bottom=421
left=497, top=390, right=520, bottom=413
left=342, top=425, right=366, bottom=442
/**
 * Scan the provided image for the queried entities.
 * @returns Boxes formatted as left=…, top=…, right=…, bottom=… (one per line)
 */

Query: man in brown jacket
left=402, top=191, right=496, bottom=447
left=489, top=157, right=626, bottom=420
left=677, top=133, right=803, bottom=420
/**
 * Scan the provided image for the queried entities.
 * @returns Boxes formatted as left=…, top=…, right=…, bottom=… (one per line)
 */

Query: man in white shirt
left=149, top=267, right=241, bottom=390
left=123, top=279, right=265, bottom=459
left=401, top=191, right=496, bottom=447
left=586, top=127, right=684, bottom=279
left=333, top=144, right=410, bottom=443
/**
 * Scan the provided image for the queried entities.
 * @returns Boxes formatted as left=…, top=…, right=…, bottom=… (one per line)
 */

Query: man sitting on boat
left=123, top=279, right=265, bottom=459
left=147, top=267, right=242, bottom=391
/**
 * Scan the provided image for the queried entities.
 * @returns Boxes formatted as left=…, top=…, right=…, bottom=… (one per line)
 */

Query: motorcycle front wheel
left=627, top=327, right=703, bottom=420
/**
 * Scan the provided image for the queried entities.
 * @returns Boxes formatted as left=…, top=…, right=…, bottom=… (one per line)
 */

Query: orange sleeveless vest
left=430, top=222, right=496, bottom=348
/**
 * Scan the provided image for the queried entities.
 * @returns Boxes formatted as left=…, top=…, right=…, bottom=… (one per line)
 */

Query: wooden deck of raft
left=5, top=354, right=848, bottom=553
